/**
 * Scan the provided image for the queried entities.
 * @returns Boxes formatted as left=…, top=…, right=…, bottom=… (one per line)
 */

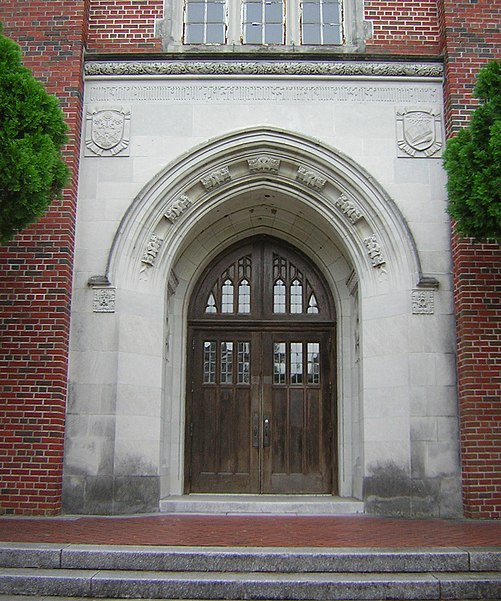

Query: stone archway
left=67, top=127, right=438, bottom=514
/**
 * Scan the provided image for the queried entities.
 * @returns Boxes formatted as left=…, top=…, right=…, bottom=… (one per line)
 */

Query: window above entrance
left=184, top=0, right=342, bottom=46
left=158, top=0, right=366, bottom=51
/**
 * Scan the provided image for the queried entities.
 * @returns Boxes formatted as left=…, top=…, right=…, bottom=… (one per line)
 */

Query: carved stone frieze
left=412, top=289, right=435, bottom=314
left=164, top=195, right=192, bottom=223
left=335, top=194, right=363, bottom=224
left=364, top=234, right=386, bottom=267
left=396, top=107, right=443, bottom=158
left=296, top=166, right=327, bottom=190
left=201, top=166, right=231, bottom=190
left=85, top=107, right=131, bottom=156
left=93, top=288, right=116, bottom=313
left=141, top=233, right=164, bottom=267
left=85, top=61, right=444, bottom=79
left=247, top=156, right=281, bottom=173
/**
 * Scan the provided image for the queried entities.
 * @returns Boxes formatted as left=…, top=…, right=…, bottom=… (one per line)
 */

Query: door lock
left=263, top=416, right=271, bottom=447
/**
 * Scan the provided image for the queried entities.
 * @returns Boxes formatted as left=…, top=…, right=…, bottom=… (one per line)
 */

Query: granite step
left=1, top=567, right=501, bottom=600
left=0, top=544, right=500, bottom=600
left=1, top=544, right=500, bottom=573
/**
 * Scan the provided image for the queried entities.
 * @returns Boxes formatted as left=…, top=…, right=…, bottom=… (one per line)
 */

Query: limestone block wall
left=62, top=63, right=462, bottom=516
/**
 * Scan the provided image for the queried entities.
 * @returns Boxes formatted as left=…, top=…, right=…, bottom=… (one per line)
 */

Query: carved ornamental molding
left=85, top=61, right=443, bottom=79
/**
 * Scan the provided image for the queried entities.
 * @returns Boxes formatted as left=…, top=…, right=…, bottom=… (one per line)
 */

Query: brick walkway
left=1, top=515, right=501, bottom=547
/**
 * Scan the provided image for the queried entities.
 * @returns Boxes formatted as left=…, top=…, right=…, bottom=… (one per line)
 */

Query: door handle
left=252, top=412, right=259, bottom=448
left=263, top=416, right=271, bottom=447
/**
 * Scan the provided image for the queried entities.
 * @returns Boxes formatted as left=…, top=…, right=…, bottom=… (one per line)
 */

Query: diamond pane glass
left=238, top=342, right=251, bottom=384
left=221, top=341, right=233, bottom=383
left=222, top=279, right=234, bottom=313
left=203, top=341, right=216, bottom=383
left=274, top=342, right=286, bottom=384
left=238, top=279, right=251, bottom=313
left=274, top=279, right=286, bottom=313
left=290, top=279, right=303, bottom=313
left=290, top=342, right=303, bottom=384
left=307, top=342, right=320, bottom=384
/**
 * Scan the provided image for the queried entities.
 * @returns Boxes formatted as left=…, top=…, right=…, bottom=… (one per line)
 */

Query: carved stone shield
left=85, top=108, right=131, bottom=156
left=396, top=107, right=442, bottom=158
left=402, top=111, right=435, bottom=151
left=91, top=110, right=125, bottom=150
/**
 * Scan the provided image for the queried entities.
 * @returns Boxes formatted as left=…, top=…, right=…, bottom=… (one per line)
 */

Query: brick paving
left=0, top=515, right=501, bottom=548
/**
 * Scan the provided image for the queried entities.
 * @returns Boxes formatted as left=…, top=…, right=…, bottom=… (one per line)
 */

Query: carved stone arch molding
left=105, top=127, right=424, bottom=295
left=94, top=127, right=434, bottom=511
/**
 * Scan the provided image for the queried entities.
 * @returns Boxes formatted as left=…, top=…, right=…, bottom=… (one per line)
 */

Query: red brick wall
left=364, top=0, right=441, bottom=55
left=0, top=1, right=87, bottom=514
left=87, top=0, right=163, bottom=53
left=439, top=0, right=501, bottom=518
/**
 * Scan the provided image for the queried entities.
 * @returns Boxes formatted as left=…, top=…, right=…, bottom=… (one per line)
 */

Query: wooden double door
left=185, top=236, right=337, bottom=495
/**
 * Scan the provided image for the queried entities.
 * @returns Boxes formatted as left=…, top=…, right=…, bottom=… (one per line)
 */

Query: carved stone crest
left=396, top=108, right=442, bottom=158
left=296, top=166, right=327, bottom=189
left=364, top=234, right=386, bottom=267
left=164, top=195, right=192, bottom=223
left=201, top=167, right=231, bottom=190
left=85, top=108, right=131, bottom=156
left=248, top=156, right=280, bottom=173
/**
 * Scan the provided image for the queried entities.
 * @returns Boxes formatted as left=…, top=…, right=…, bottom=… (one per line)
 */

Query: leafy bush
left=0, top=24, right=69, bottom=244
left=444, top=61, right=501, bottom=242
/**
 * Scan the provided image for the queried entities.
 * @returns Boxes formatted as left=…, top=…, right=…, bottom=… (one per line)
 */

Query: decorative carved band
left=85, top=61, right=443, bottom=79
left=248, top=156, right=281, bottom=173
left=141, top=233, right=164, bottom=266
left=201, top=166, right=231, bottom=190
left=364, top=234, right=386, bottom=267
left=296, top=166, right=327, bottom=189
left=164, top=195, right=193, bottom=223
left=335, top=194, right=363, bottom=224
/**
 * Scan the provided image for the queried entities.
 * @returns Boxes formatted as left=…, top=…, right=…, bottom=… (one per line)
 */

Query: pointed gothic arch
left=87, top=127, right=432, bottom=507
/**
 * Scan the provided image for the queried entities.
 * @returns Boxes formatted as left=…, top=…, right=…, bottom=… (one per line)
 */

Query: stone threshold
left=159, top=495, right=364, bottom=515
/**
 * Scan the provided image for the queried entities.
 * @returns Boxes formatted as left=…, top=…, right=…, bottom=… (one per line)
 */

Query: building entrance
left=185, top=236, right=337, bottom=494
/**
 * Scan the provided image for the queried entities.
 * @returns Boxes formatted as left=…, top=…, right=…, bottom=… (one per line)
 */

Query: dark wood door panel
left=185, top=236, right=336, bottom=495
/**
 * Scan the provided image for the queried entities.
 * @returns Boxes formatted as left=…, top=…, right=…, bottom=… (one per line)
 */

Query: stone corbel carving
left=248, top=156, right=281, bottom=173
left=141, top=233, right=164, bottom=267
left=364, top=234, right=386, bottom=267
left=201, top=166, right=231, bottom=190
left=296, top=166, right=327, bottom=190
left=164, top=195, right=192, bottom=223
left=335, top=194, right=363, bottom=224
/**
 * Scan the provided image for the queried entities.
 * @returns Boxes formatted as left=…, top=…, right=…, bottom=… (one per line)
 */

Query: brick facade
left=438, top=0, right=501, bottom=519
left=0, top=0, right=87, bottom=514
left=0, top=0, right=500, bottom=516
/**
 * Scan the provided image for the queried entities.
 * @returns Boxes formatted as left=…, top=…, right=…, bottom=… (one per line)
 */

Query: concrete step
left=158, top=495, right=364, bottom=515
left=0, top=544, right=500, bottom=600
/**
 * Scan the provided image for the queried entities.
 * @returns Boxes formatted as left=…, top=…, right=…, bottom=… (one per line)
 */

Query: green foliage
left=0, top=24, right=69, bottom=244
left=444, top=61, right=501, bottom=242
